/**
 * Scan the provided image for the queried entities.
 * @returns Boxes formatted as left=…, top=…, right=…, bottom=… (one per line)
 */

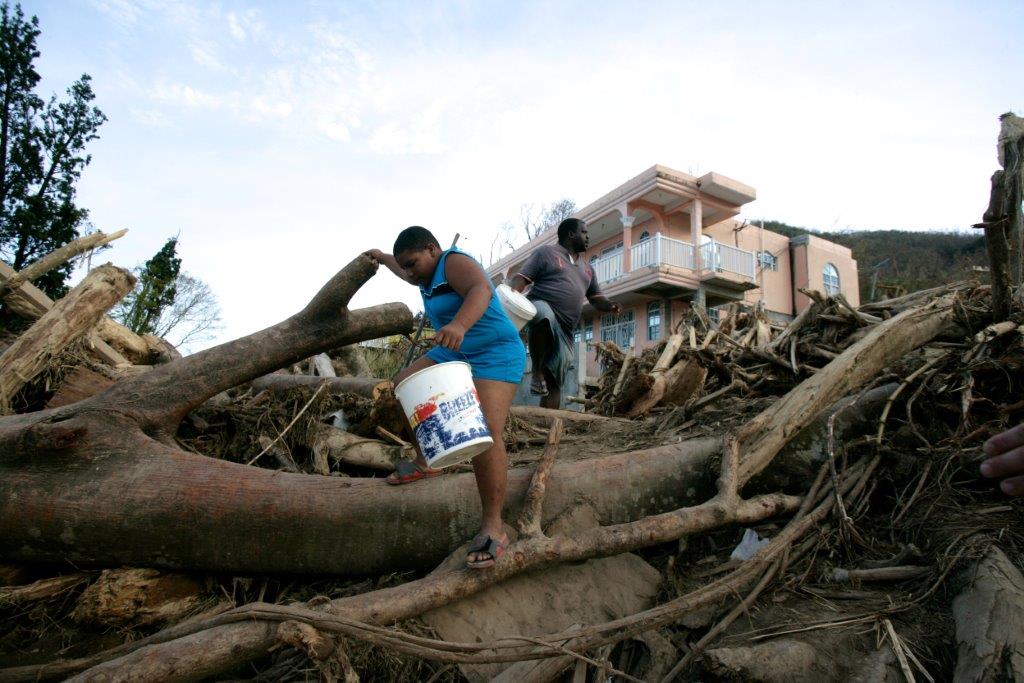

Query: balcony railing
left=630, top=235, right=695, bottom=271
left=700, top=241, right=756, bottom=279
left=592, top=251, right=623, bottom=284
left=593, top=234, right=755, bottom=285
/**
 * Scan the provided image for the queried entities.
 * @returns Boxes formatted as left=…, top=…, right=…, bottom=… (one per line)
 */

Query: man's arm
left=508, top=273, right=531, bottom=293
left=588, top=293, right=621, bottom=315
left=508, top=248, right=548, bottom=293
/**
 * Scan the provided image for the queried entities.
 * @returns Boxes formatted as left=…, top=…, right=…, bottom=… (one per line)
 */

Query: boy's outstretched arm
left=435, top=253, right=492, bottom=351
left=363, top=249, right=415, bottom=284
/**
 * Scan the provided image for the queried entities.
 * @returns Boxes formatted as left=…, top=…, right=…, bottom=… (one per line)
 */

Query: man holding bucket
left=364, top=227, right=525, bottom=569
left=508, top=218, right=620, bottom=409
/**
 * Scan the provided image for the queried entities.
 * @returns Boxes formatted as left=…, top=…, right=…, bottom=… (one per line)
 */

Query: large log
left=0, top=264, right=135, bottom=410
left=0, top=435, right=720, bottom=575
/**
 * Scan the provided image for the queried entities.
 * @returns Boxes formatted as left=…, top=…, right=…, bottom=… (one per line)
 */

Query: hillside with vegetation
left=758, top=220, right=989, bottom=302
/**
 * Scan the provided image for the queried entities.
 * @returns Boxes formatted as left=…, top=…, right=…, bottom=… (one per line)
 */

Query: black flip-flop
left=466, top=534, right=507, bottom=569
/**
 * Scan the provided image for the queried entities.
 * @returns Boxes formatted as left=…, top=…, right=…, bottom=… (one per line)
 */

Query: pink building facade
left=487, top=165, right=859, bottom=377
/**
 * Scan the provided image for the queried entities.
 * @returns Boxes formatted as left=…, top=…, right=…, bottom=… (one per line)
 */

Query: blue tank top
left=420, top=247, right=521, bottom=354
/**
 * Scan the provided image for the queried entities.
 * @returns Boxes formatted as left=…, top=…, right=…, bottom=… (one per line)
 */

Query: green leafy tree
left=118, top=237, right=182, bottom=335
left=0, top=2, right=107, bottom=298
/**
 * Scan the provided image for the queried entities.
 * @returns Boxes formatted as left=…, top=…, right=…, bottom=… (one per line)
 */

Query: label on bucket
left=410, top=388, right=491, bottom=463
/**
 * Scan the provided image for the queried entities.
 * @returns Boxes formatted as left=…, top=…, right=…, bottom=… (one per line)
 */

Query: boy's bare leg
left=393, top=355, right=436, bottom=469
left=468, top=377, right=517, bottom=563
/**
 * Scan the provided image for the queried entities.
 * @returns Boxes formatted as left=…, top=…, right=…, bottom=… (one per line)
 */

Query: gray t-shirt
left=518, top=243, right=601, bottom=335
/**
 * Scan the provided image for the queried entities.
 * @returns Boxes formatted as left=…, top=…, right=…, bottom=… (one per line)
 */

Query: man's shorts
left=526, top=299, right=575, bottom=389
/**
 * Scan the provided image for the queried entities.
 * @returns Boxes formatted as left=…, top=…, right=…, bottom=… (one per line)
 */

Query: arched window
left=823, top=263, right=840, bottom=295
left=647, top=301, right=662, bottom=341
left=638, top=231, right=651, bottom=242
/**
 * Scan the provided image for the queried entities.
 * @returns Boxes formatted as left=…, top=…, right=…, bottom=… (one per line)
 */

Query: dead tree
left=975, top=113, right=1024, bottom=319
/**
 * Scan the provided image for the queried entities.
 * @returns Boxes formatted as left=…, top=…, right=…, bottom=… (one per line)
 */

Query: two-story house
left=487, top=164, right=859, bottom=378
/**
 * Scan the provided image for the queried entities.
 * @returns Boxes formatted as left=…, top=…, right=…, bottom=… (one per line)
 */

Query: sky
left=22, top=0, right=1024, bottom=351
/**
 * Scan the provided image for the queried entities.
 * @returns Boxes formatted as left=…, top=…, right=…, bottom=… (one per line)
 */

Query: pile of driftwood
left=589, top=282, right=979, bottom=420
left=0, top=243, right=1021, bottom=681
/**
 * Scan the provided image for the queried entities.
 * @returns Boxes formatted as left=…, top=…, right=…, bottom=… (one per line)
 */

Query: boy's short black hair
left=557, top=218, right=585, bottom=242
left=393, top=226, right=441, bottom=255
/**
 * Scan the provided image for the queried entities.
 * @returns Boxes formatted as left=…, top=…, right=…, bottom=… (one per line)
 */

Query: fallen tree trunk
left=250, top=373, right=392, bottom=399
left=0, top=264, right=135, bottom=410
left=0, top=435, right=720, bottom=575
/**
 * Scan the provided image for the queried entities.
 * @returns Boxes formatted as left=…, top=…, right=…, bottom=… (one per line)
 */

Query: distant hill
left=757, top=220, right=989, bottom=302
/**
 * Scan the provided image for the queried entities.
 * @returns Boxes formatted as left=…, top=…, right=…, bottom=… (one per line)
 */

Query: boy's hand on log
left=434, top=322, right=466, bottom=351
left=981, top=423, right=1024, bottom=495
left=363, top=249, right=386, bottom=263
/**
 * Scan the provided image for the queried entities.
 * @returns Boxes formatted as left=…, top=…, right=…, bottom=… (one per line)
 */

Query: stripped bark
left=0, top=264, right=134, bottom=410
left=0, top=229, right=126, bottom=299
left=312, top=424, right=406, bottom=471
left=0, top=260, right=148, bottom=364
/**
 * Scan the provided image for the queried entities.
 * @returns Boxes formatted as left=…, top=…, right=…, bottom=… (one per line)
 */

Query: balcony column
left=690, top=196, right=706, bottom=308
left=620, top=212, right=634, bottom=273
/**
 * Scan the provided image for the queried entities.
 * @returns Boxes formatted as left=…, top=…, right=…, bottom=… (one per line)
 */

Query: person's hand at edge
left=981, top=422, right=1024, bottom=495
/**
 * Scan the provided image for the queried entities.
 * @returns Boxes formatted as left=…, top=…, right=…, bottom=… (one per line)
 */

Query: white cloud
left=368, top=98, right=448, bottom=155
left=227, top=10, right=264, bottom=42
left=129, top=108, right=173, bottom=127
left=88, top=0, right=143, bottom=28
left=150, top=82, right=223, bottom=110
left=188, top=40, right=228, bottom=72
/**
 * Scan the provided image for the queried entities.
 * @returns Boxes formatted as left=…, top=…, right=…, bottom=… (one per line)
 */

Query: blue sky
left=22, top=0, right=1024, bottom=349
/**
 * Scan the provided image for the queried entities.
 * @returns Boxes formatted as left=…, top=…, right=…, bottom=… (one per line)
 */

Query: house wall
left=792, top=235, right=860, bottom=311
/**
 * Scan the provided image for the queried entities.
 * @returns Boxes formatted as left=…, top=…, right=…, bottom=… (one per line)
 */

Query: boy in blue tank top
left=365, top=226, right=526, bottom=569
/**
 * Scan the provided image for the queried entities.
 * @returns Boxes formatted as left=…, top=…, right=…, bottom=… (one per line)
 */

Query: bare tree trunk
left=0, top=265, right=134, bottom=410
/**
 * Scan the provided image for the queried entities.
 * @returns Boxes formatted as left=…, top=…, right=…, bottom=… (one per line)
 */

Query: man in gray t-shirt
left=509, top=218, right=620, bottom=409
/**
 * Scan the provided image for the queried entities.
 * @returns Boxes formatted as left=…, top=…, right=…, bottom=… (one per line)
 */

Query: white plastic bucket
left=496, top=283, right=537, bottom=331
left=394, top=361, right=493, bottom=469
